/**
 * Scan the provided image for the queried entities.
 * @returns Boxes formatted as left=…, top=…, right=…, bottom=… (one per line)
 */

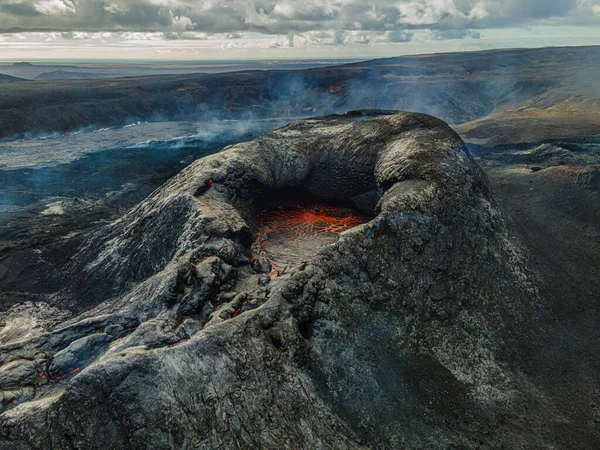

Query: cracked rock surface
left=0, top=111, right=567, bottom=448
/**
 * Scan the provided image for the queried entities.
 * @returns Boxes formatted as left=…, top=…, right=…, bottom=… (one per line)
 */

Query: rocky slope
left=0, top=111, right=586, bottom=448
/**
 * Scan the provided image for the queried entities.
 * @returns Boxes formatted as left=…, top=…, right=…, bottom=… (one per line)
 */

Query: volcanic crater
left=0, top=111, right=552, bottom=449
left=251, top=201, right=372, bottom=278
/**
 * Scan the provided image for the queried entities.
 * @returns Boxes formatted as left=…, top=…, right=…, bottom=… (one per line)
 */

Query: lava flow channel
left=251, top=203, right=370, bottom=278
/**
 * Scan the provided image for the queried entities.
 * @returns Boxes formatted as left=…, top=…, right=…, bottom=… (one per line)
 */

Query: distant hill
left=35, top=70, right=102, bottom=81
left=0, top=73, right=25, bottom=83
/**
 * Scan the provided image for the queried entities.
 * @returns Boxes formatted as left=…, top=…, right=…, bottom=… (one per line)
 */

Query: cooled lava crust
left=0, top=111, right=551, bottom=449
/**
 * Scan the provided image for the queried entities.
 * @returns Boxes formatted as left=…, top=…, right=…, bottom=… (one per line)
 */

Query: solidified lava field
left=251, top=202, right=371, bottom=277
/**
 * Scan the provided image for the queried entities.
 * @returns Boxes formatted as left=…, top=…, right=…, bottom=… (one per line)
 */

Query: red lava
left=50, top=367, right=82, bottom=382
left=251, top=202, right=370, bottom=278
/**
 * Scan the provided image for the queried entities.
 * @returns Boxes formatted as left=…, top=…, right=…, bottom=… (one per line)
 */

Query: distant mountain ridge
left=1, top=46, right=599, bottom=146
left=35, top=70, right=108, bottom=81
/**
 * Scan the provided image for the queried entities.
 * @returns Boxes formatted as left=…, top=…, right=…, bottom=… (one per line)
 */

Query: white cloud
left=172, top=15, right=194, bottom=30
left=103, top=3, right=129, bottom=15
left=34, top=0, right=75, bottom=15
left=396, top=0, right=462, bottom=26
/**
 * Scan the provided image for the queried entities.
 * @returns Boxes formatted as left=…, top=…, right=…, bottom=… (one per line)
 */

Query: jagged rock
left=48, top=333, right=112, bottom=378
left=0, top=360, right=38, bottom=389
left=0, top=111, right=559, bottom=449
left=177, top=318, right=203, bottom=338
left=104, top=324, right=123, bottom=338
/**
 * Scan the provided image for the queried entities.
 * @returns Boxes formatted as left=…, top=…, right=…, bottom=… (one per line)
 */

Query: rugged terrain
left=0, top=119, right=295, bottom=310
left=0, top=46, right=599, bottom=448
left=2, top=46, right=600, bottom=146
left=3, top=111, right=591, bottom=448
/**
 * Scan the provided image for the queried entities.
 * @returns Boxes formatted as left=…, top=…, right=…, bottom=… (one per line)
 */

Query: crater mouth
left=250, top=201, right=371, bottom=278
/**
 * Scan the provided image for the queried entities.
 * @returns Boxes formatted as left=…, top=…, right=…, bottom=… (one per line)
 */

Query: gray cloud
left=432, top=29, right=480, bottom=40
left=0, top=0, right=599, bottom=36
left=388, top=30, right=414, bottom=43
left=0, top=2, right=43, bottom=17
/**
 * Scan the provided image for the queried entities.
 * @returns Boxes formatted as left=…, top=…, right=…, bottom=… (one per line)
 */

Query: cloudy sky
left=1, top=0, right=600, bottom=60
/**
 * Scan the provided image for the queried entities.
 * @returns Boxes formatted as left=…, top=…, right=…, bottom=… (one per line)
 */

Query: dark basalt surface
left=0, top=111, right=589, bottom=448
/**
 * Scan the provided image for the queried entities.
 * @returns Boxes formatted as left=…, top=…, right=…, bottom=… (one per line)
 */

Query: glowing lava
left=251, top=203, right=370, bottom=278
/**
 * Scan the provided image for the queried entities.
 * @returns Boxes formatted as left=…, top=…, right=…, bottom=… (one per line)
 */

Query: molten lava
left=50, top=367, right=81, bottom=382
left=251, top=203, right=370, bottom=278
